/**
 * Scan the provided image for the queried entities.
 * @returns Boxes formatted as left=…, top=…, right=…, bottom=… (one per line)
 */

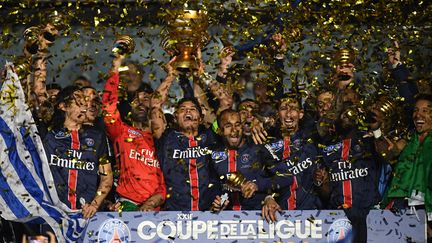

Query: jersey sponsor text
left=49, top=149, right=95, bottom=170
left=172, top=146, right=211, bottom=159
left=129, top=149, right=160, bottom=168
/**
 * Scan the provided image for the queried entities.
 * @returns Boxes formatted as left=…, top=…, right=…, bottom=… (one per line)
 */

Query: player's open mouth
left=415, top=119, right=425, bottom=127
left=184, top=114, right=194, bottom=121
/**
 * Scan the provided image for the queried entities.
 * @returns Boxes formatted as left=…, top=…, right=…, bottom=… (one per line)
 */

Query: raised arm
left=179, top=73, right=195, bottom=99
left=150, top=58, right=177, bottom=139
left=102, top=54, right=125, bottom=139
left=270, top=33, right=287, bottom=100
left=193, top=47, right=234, bottom=126
left=28, top=35, right=58, bottom=129
left=217, top=46, right=235, bottom=79
left=207, top=79, right=233, bottom=114
left=387, top=40, right=418, bottom=105
left=191, top=51, right=217, bottom=128
left=31, top=24, right=58, bottom=108
left=193, top=80, right=215, bottom=128
left=209, top=47, right=235, bottom=114
left=32, top=53, right=48, bottom=105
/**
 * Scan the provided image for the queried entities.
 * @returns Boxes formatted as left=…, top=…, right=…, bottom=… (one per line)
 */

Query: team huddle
left=5, top=23, right=431, bottom=243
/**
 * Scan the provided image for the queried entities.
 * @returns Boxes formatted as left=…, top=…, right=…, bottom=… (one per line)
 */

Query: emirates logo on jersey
left=330, top=161, right=369, bottom=182
left=129, top=149, right=160, bottom=168
left=49, top=149, right=95, bottom=171
left=286, top=158, right=313, bottom=175
left=172, top=146, right=211, bottom=159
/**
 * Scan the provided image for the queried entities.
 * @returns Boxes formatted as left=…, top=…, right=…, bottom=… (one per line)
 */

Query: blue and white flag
left=0, top=62, right=87, bottom=242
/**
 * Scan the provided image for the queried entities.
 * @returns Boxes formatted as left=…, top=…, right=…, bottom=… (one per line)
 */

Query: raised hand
left=111, top=52, right=125, bottom=73
left=220, top=46, right=235, bottom=67
left=271, top=33, right=288, bottom=55
left=217, top=46, right=235, bottom=77
left=164, top=56, right=179, bottom=78
left=387, top=40, right=401, bottom=66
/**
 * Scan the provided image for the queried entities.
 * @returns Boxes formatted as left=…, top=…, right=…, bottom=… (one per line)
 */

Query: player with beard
left=82, top=86, right=103, bottom=127
left=210, top=109, right=283, bottom=211
left=261, top=95, right=322, bottom=222
left=238, top=99, right=258, bottom=138
left=116, top=60, right=148, bottom=121
left=102, top=54, right=166, bottom=211
left=150, top=58, right=222, bottom=211
left=302, top=87, right=337, bottom=143
left=315, top=104, right=381, bottom=243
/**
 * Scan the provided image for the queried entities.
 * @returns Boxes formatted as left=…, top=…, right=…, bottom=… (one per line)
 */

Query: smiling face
left=175, top=100, right=202, bottom=133
left=413, top=99, right=432, bottom=136
left=278, top=98, right=303, bottom=135
left=219, top=111, right=244, bottom=148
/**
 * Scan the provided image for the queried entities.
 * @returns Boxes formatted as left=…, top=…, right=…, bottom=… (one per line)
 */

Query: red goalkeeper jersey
left=102, top=72, right=166, bottom=205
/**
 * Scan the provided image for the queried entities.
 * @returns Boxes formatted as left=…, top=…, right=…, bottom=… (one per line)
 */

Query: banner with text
left=81, top=210, right=425, bottom=242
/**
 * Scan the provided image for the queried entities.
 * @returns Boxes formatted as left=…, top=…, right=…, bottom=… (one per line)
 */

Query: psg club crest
left=327, top=218, right=352, bottom=243
left=98, top=218, right=131, bottom=243
left=241, top=154, right=250, bottom=163
left=85, top=138, right=95, bottom=147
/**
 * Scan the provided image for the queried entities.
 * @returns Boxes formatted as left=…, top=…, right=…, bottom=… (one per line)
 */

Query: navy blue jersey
left=321, top=134, right=380, bottom=211
left=43, top=127, right=108, bottom=210
left=156, top=127, right=221, bottom=211
left=264, top=130, right=322, bottom=210
left=210, top=142, right=273, bottom=210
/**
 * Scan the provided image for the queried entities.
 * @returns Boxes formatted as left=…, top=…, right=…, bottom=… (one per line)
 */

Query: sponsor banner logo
left=97, top=218, right=131, bottom=242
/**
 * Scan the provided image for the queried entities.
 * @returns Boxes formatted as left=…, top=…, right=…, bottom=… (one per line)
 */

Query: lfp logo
left=98, top=218, right=131, bottom=243
left=327, top=218, right=352, bottom=243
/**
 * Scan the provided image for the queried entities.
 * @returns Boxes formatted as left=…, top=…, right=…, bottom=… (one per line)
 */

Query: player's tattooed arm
left=150, top=57, right=177, bottom=139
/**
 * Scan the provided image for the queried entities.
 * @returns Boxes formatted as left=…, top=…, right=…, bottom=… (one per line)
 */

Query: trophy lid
left=168, top=9, right=208, bottom=29
left=182, top=9, right=203, bottom=19
left=334, top=48, right=355, bottom=67
left=47, top=10, right=68, bottom=31
left=375, top=95, right=397, bottom=118
left=113, top=35, right=136, bottom=54
left=23, top=26, right=41, bottom=41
